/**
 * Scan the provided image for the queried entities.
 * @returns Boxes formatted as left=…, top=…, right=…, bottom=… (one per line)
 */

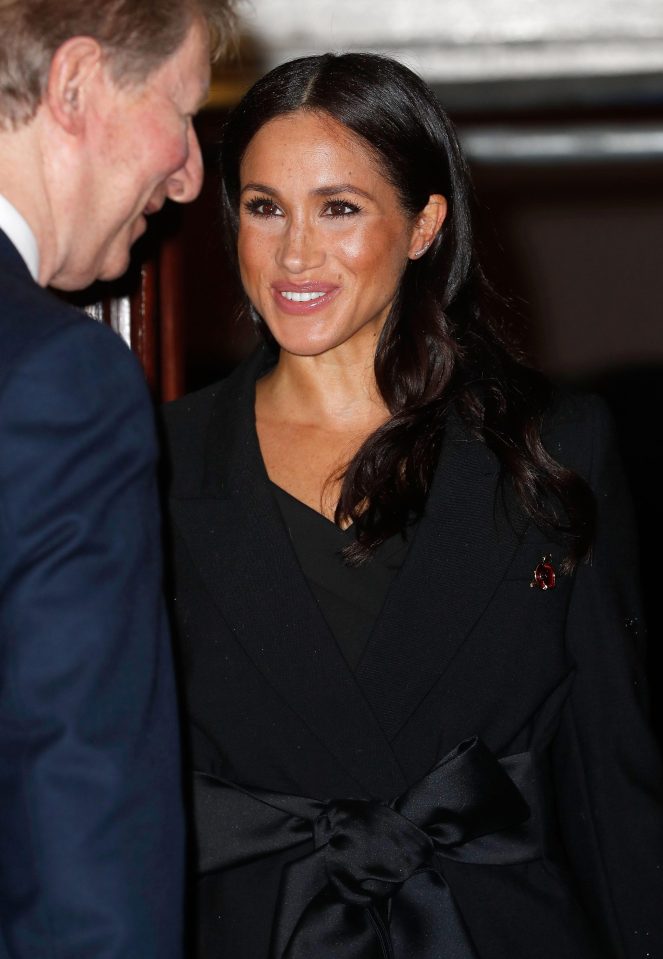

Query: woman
left=163, top=53, right=663, bottom=959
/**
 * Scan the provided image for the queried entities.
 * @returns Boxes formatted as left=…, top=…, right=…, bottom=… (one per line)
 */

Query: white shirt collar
left=0, top=193, right=40, bottom=281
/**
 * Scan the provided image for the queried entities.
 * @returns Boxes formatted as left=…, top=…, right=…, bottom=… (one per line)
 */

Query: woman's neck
left=257, top=346, right=388, bottom=432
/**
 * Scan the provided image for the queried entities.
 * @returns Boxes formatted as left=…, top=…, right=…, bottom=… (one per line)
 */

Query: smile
left=279, top=291, right=326, bottom=302
left=271, top=283, right=340, bottom=316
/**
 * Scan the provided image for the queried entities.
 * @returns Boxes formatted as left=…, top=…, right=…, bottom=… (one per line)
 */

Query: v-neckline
left=270, top=481, right=355, bottom=534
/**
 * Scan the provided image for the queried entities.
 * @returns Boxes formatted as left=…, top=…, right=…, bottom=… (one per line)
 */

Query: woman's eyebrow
left=240, top=182, right=278, bottom=196
left=311, top=184, right=374, bottom=200
left=240, top=182, right=375, bottom=201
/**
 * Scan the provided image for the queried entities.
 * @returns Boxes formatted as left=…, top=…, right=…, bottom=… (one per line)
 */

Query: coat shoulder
left=160, top=348, right=268, bottom=494
left=162, top=368, right=238, bottom=458
left=542, top=388, right=615, bottom=480
left=0, top=265, right=138, bottom=392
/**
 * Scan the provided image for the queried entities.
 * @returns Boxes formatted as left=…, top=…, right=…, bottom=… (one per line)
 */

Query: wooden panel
left=65, top=232, right=174, bottom=401
left=159, top=230, right=187, bottom=402
left=130, top=259, right=159, bottom=393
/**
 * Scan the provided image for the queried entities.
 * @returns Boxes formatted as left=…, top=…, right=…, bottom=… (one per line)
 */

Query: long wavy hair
left=219, top=52, right=594, bottom=569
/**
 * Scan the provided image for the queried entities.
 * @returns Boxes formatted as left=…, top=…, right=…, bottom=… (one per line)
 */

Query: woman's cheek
left=238, top=230, right=267, bottom=292
left=334, top=223, right=382, bottom=269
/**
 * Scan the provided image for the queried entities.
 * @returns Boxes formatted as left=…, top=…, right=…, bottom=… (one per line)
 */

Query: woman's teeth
left=280, top=291, right=326, bottom=302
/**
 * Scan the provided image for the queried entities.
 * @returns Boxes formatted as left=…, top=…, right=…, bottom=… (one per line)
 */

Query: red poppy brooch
left=530, top=555, right=556, bottom=591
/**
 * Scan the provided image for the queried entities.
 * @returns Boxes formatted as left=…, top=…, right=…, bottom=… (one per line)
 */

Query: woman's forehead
left=240, top=110, right=386, bottom=187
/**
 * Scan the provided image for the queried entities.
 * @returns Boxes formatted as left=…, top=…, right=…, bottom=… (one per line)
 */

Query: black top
left=272, top=483, right=410, bottom=670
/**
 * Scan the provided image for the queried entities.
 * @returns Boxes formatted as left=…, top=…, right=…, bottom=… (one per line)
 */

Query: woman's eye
left=244, top=197, right=283, bottom=217
left=323, top=200, right=361, bottom=218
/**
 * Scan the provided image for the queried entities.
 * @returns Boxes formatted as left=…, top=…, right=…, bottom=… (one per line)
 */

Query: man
left=0, top=1, right=234, bottom=956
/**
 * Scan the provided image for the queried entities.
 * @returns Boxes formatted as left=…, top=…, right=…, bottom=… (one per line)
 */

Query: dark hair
left=219, top=52, right=594, bottom=569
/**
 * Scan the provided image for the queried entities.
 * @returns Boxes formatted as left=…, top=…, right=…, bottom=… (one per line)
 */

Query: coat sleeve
left=0, top=319, right=184, bottom=959
left=553, top=396, right=663, bottom=959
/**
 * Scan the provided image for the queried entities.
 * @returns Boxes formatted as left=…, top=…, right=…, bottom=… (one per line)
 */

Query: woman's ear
left=408, top=194, right=447, bottom=260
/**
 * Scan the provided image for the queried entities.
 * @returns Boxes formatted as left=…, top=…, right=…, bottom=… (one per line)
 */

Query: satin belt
left=194, top=736, right=541, bottom=959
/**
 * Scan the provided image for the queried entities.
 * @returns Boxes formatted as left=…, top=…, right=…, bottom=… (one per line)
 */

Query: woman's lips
left=270, top=282, right=340, bottom=315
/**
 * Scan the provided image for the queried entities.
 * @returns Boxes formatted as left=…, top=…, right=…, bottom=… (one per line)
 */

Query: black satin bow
left=194, top=737, right=540, bottom=959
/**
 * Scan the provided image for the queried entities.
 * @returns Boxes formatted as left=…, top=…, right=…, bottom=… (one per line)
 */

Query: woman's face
left=237, top=109, right=423, bottom=359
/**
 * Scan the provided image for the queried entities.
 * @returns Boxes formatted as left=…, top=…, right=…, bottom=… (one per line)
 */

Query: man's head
left=0, top=0, right=235, bottom=288
left=0, top=0, right=233, bottom=129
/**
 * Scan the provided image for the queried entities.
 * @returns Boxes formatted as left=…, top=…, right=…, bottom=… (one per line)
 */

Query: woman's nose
left=276, top=220, right=324, bottom=273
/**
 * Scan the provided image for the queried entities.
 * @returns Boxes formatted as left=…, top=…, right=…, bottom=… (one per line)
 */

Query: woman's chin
left=267, top=328, right=339, bottom=359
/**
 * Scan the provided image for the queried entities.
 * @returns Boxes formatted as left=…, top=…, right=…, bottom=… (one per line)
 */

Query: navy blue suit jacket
left=0, top=230, right=184, bottom=958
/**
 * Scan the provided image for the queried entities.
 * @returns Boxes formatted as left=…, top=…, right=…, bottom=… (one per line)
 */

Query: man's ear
left=45, top=36, right=104, bottom=134
left=408, top=194, right=448, bottom=260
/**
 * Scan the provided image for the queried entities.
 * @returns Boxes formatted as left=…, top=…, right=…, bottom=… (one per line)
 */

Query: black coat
left=163, top=347, right=663, bottom=959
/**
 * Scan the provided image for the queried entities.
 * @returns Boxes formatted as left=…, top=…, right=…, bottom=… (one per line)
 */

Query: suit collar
left=169, top=349, right=527, bottom=790
left=0, top=200, right=39, bottom=281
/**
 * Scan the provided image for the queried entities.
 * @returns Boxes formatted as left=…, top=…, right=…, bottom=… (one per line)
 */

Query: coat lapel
left=168, top=351, right=408, bottom=798
left=0, top=227, right=32, bottom=279
left=355, top=419, right=528, bottom=741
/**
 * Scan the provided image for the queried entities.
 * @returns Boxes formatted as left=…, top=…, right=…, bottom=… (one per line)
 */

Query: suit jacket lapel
left=0, top=227, right=33, bottom=280
left=169, top=351, right=408, bottom=798
left=356, top=419, right=528, bottom=742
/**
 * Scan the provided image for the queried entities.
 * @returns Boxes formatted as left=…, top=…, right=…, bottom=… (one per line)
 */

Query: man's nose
left=166, top=123, right=204, bottom=204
